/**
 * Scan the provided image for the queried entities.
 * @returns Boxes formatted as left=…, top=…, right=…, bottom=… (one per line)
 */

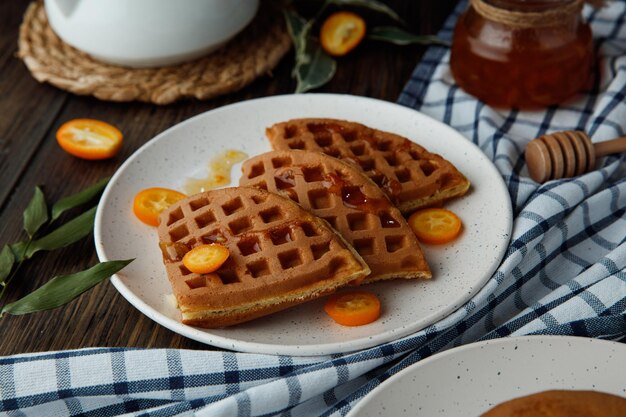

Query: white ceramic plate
left=94, top=94, right=512, bottom=356
left=347, top=335, right=626, bottom=416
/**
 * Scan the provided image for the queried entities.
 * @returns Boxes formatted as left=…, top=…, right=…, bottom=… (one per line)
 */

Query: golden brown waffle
left=240, top=150, right=431, bottom=283
left=266, top=118, right=471, bottom=214
left=480, top=390, right=626, bottom=417
left=157, top=187, right=369, bottom=328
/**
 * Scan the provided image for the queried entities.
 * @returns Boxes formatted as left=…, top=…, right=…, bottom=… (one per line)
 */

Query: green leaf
left=328, top=0, right=401, bottom=22
left=23, top=186, right=48, bottom=238
left=284, top=9, right=308, bottom=50
left=0, top=245, right=15, bottom=286
left=24, top=206, right=97, bottom=260
left=0, top=259, right=133, bottom=316
left=9, top=242, right=28, bottom=263
left=284, top=9, right=337, bottom=93
left=51, top=177, right=110, bottom=221
left=369, top=26, right=450, bottom=47
left=295, top=39, right=337, bottom=93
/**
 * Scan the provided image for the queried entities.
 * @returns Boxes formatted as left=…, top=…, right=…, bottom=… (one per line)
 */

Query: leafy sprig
left=285, top=0, right=447, bottom=93
left=1, top=260, right=132, bottom=316
left=0, top=178, right=133, bottom=317
left=369, top=26, right=451, bottom=47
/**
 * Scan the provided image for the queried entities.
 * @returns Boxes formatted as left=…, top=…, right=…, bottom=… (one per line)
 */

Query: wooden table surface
left=0, top=0, right=457, bottom=356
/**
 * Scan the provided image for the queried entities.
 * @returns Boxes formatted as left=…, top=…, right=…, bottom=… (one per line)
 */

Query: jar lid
left=471, top=0, right=584, bottom=27
left=485, top=0, right=578, bottom=13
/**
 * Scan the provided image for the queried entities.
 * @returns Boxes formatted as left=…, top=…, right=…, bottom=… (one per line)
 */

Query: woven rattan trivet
left=18, top=1, right=291, bottom=105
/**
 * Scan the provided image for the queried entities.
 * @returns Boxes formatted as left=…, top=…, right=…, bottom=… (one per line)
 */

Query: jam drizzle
left=201, top=231, right=227, bottom=244
left=274, top=169, right=296, bottom=189
left=159, top=242, right=191, bottom=262
left=377, top=172, right=402, bottom=200
left=322, top=171, right=393, bottom=217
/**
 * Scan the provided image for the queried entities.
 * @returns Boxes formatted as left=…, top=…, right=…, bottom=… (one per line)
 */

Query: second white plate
left=348, top=336, right=626, bottom=416
left=94, top=94, right=512, bottom=355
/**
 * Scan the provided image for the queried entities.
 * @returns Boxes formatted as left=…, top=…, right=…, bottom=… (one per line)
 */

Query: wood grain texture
left=0, top=0, right=458, bottom=356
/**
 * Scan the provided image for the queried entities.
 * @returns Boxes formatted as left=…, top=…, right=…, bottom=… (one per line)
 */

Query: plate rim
left=94, top=93, right=513, bottom=355
left=347, top=335, right=626, bottom=416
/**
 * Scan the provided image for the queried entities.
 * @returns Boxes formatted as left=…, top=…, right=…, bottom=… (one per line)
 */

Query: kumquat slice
left=56, top=118, right=123, bottom=160
left=182, top=244, right=230, bottom=274
left=324, top=291, right=381, bottom=326
left=320, top=11, right=366, bottom=57
left=133, top=187, right=187, bottom=227
left=408, top=208, right=463, bottom=244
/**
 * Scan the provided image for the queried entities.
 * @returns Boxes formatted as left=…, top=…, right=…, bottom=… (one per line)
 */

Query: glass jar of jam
left=450, top=0, right=593, bottom=108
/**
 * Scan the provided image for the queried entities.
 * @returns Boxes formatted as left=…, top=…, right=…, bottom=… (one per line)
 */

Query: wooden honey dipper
left=525, top=130, right=626, bottom=183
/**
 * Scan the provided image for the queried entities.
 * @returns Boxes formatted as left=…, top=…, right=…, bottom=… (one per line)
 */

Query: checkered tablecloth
left=1, top=1, right=625, bottom=416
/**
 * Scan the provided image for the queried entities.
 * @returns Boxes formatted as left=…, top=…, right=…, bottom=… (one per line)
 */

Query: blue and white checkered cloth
left=2, top=1, right=625, bottom=416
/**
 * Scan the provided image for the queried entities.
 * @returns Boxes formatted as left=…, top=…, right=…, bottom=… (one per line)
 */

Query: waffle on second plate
left=240, top=150, right=432, bottom=284
left=157, top=187, right=370, bottom=328
left=266, top=118, right=470, bottom=214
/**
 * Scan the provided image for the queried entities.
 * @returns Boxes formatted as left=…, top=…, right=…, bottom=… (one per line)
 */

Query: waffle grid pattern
left=267, top=119, right=469, bottom=212
left=159, top=188, right=357, bottom=296
left=3, top=1, right=626, bottom=415
left=240, top=151, right=430, bottom=281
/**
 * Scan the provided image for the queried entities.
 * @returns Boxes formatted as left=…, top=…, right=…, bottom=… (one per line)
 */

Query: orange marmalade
left=450, top=0, right=593, bottom=108
left=184, top=149, right=248, bottom=195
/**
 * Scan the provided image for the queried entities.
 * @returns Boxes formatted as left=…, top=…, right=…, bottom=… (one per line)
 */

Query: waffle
left=157, top=187, right=369, bottom=328
left=266, top=118, right=471, bottom=214
left=240, top=150, right=431, bottom=283
left=480, top=390, right=626, bottom=417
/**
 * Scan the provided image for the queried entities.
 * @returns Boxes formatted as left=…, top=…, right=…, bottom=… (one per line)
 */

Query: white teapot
left=44, top=0, right=259, bottom=68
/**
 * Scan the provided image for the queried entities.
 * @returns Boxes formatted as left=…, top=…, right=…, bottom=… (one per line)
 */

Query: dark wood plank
left=0, top=0, right=458, bottom=356
left=0, top=1, right=69, bottom=209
